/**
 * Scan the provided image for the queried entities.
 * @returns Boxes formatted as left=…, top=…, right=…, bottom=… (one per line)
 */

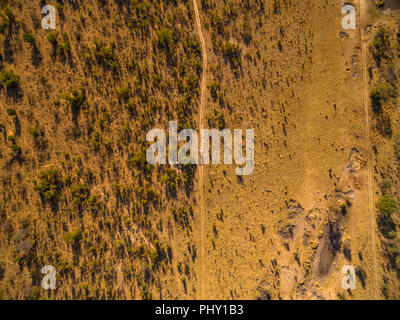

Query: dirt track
left=192, top=0, right=207, bottom=300
left=359, top=0, right=379, bottom=299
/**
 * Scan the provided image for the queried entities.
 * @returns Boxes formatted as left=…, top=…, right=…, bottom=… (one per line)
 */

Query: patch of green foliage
left=94, top=41, right=117, bottom=69
left=371, top=27, right=390, bottom=66
left=0, top=8, right=13, bottom=34
left=47, top=31, right=58, bottom=44
left=64, top=229, right=82, bottom=244
left=57, top=32, right=70, bottom=55
left=34, top=169, right=62, bottom=201
left=23, top=33, right=37, bottom=46
left=62, top=89, right=86, bottom=111
left=0, top=70, right=20, bottom=89
left=376, top=195, right=398, bottom=216
left=71, top=183, right=90, bottom=205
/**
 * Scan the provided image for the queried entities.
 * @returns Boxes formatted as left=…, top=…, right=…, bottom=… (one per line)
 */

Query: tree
left=376, top=195, right=398, bottom=216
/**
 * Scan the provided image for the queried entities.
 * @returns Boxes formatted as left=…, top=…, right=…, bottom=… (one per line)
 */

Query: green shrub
left=23, top=33, right=37, bottom=46
left=156, top=28, right=173, bottom=49
left=381, top=178, right=392, bottom=190
left=57, top=32, right=70, bottom=55
left=64, top=229, right=82, bottom=244
left=0, top=8, right=14, bottom=34
left=6, top=108, right=16, bottom=116
left=71, top=183, right=90, bottom=205
left=370, top=83, right=397, bottom=112
left=116, top=87, right=130, bottom=100
left=31, top=286, right=40, bottom=300
left=388, top=246, right=398, bottom=256
left=29, top=128, right=39, bottom=138
left=371, top=27, right=390, bottom=65
left=94, top=41, right=116, bottom=69
left=34, top=169, right=61, bottom=201
left=10, top=144, right=21, bottom=153
left=47, top=31, right=58, bottom=44
left=388, top=230, right=397, bottom=239
left=62, top=89, right=86, bottom=111
left=80, top=282, right=88, bottom=290
left=0, top=70, right=20, bottom=89
left=208, top=81, right=220, bottom=99
left=376, top=195, right=398, bottom=216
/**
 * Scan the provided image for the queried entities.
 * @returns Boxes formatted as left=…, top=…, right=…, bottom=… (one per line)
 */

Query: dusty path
left=359, top=0, right=379, bottom=299
left=192, top=0, right=207, bottom=300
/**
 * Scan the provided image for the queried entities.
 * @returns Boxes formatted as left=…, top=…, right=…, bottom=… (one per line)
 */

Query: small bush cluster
left=34, top=169, right=62, bottom=201
left=64, top=229, right=82, bottom=244
left=71, top=183, right=90, bottom=205
left=0, top=8, right=13, bottom=34
left=0, top=70, right=20, bottom=89
left=94, top=41, right=117, bottom=69
left=370, top=83, right=397, bottom=113
left=371, top=27, right=390, bottom=66
left=57, top=32, right=71, bottom=56
left=23, top=33, right=37, bottom=46
left=62, top=89, right=86, bottom=111
left=376, top=195, right=398, bottom=217
left=221, top=41, right=241, bottom=70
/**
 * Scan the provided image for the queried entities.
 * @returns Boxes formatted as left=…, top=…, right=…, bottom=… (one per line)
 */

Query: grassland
left=0, top=0, right=399, bottom=300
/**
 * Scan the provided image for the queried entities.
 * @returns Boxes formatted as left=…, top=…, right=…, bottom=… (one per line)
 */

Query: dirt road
left=192, top=0, right=207, bottom=300
left=359, top=0, right=379, bottom=299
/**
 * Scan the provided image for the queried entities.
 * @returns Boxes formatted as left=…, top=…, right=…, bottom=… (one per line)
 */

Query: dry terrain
left=0, top=0, right=399, bottom=300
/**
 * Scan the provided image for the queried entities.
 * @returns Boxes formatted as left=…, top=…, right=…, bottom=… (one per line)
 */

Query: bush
left=381, top=178, right=392, bottom=190
left=116, top=87, right=130, bottom=100
left=71, top=183, right=90, bottom=205
left=376, top=0, right=386, bottom=8
left=6, top=108, right=16, bottom=116
left=221, top=41, right=241, bottom=69
left=94, top=41, right=116, bottom=69
left=62, top=89, right=86, bottom=111
left=29, top=128, right=39, bottom=138
left=64, top=229, right=82, bottom=244
left=56, top=32, right=70, bottom=55
left=156, top=28, right=173, bottom=49
left=208, top=81, right=220, bottom=99
left=0, top=70, right=20, bottom=89
left=23, top=33, right=37, bottom=46
left=371, top=27, right=390, bottom=65
left=0, top=8, right=14, bottom=34
left=370, top=83, right=397, bottom=113
left=376, top=195, right=398, bottom=216
left=47, top=31, right=58, bottom=44
left=34, top=169, right=61, bottom=201
left=10, top=144, right=21, bottom=153
left=388, top=230, right=397, bottom=239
